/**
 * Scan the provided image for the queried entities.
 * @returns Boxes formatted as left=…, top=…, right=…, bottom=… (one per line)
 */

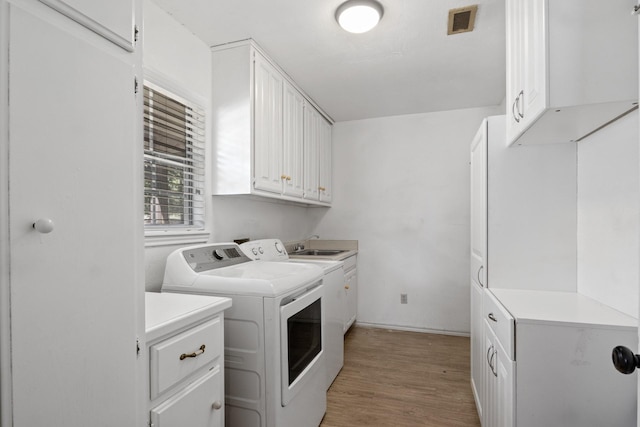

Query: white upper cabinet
left=303, top=104, right=320, bottom=201
left=318, top=117, right=333, bottom=203
left=282, top=82, right=305, bottom=198
left=254, top=53, right=284, bottom=194
left=506, top=0, right=638, bottom=146
left=38, top=0, right=135, bottom=51
left=211, top=40, right=333, bottom=206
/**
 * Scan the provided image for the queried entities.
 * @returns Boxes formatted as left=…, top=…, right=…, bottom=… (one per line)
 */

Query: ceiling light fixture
left=335, top=0, right=384, bottom=34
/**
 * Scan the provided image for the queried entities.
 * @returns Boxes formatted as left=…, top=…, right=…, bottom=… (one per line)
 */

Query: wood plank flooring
left=320, top=326, right=481, bottom=427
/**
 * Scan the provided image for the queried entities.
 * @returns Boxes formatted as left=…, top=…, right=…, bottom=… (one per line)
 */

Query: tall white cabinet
left=506, top=0, right=638, bottom=146
left=469, top=115, right=577, bottom=423
left=469, top=118, right=487, bottom=419
left=1, top=1, right=144, bottom=426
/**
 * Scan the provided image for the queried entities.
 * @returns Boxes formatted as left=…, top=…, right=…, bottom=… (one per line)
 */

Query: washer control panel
left=240, top=239, right=289, bottom=261
left=181, top=243, right=251, bottom=272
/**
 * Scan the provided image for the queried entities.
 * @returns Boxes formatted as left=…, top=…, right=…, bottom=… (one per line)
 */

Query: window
left=143, top=82, right=205, bottom=230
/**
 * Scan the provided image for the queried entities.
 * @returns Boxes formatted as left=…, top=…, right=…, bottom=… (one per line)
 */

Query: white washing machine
left=240, top=239, right=345, bottom=389
left=161, top=242, right=327, bottom=427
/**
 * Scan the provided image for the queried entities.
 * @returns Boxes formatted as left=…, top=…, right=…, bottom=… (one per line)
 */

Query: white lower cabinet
left=482, top=289, right=637, bottom=427
left=146, top=293, right=231, bottom=427
left=151, top=367, right=222, bottom=426
left=342, top=255, right=357, bottom=333
left=483, top=321, right=515, bottom=427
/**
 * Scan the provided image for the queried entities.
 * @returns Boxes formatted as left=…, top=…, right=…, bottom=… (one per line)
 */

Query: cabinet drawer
left=151, top=366, right=223, bottom=427
left=150, top=317, right=222, bottom=399
left=484, top=290, right=514, bottom=359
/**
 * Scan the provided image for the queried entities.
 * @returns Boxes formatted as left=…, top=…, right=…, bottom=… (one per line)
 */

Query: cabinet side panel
left=212, top=45, right=252, bottom=194
left=488, top=116, right=577, bottom=291
left=548, top=0, right=638, bottom=107
left=516, top=323, right=637, bottom=427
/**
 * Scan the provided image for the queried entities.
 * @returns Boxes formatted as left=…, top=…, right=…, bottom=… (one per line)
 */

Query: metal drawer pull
left=487, top=345, right=494, bottom=366
left=488, top=313, right=497, bottom=322
left=179, top=344, right=206, bottom=360
left=212, top=401, right=222, bottom=410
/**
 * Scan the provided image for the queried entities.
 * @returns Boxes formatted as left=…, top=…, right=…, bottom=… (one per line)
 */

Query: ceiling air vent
left=447, top=5, right=478, bottom=35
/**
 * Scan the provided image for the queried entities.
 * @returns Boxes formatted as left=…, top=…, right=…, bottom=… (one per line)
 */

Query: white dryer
left=161, top=242, right=326, bottom=427
left=240, top=239, right=345, bottom=389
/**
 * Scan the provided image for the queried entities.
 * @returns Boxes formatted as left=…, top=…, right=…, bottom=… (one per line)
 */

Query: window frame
left=142, top=69, right=209, bottom=246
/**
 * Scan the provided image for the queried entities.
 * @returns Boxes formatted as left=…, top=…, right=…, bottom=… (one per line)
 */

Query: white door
left=470, top=280, right=484, bottom=419
left=6, top=3, right=141, bottom=425
left=254, top=52, right=284, bottom=195
left=470, top=120, right=487, bottom=287
left=38, top=0, right=134, bottom=50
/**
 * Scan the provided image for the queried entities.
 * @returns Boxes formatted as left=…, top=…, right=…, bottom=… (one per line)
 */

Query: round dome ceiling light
left=335, top=0, right=384, bottom=34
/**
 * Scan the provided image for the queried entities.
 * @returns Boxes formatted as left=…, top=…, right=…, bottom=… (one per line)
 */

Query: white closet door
left=8, top=4, right=140, bottom=426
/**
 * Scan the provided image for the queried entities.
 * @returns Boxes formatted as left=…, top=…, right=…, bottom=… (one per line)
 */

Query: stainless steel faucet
left=293, top=235, right=319, bottom=252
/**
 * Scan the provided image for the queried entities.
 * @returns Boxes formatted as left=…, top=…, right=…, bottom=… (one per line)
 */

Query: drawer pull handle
left=488, top=313, right=497, bottom=322
left=179, top=344, right=206, bottom=360
left=212, top=401, right=222, bottom=410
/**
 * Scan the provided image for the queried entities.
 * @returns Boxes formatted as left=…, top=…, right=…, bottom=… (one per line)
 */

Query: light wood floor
left=320, top=326, right=481, bottom=427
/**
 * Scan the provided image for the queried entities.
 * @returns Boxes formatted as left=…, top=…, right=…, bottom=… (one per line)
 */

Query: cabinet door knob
left=33, top=218, right=55, bottom=234
left=212, top=401, right=222, bottom=410
left=344, top=284, right=350, bottom=290
left=612, top=346, right=640, bottom=374
left=488, top=313, right=497, bottom=322
left=281, top=174, right=288, bottom=180
left=477, top=265, right=484, bottom=287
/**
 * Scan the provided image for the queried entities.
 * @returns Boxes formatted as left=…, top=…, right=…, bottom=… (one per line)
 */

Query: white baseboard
left=354, top=321, right=470, bottom=338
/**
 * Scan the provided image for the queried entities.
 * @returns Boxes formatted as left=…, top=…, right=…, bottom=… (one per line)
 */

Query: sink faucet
left=294, top=235, right=319, bottom=252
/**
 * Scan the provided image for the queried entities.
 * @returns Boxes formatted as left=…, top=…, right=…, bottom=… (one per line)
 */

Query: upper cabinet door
left=39, top=0, right=135, bottom=51
left=470, top=120, right=487, bottom=287
left=8, top=3, right=140, bottom=426
left=318, top=117, right=332, bottom=203
left=506, top=0, right=546, bottom=143
left=283, top=82, right=305, bottom=198
left=253, top=52, right=284, bottom=195
left=303, top=105, right=320, bottom=201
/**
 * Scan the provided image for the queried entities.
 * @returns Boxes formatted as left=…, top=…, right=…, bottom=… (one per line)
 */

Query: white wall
left=143, top=1, right=319, bottom=291
left=577, top=110, right=639, bottom=317
left=311, top=106, right=502, bottom=334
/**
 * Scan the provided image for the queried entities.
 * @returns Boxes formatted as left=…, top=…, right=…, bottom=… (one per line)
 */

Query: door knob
left=612, top=346, right=640, bottom=374
left=33, top=218, right=55, bottom=234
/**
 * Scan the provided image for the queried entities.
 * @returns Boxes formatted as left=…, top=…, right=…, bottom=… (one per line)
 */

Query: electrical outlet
left=400, top=293, right=408, bottom=304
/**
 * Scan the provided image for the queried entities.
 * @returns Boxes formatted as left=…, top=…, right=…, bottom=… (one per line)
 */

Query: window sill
left=144, top=229, right=209, bottom=248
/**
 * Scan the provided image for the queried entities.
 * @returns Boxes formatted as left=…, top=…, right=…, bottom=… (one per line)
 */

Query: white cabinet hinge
left=134, top=25, right=139, bottom=44
left=136, top=338, right=140, bottom=357
left=134, top=77, right=139, bottom=95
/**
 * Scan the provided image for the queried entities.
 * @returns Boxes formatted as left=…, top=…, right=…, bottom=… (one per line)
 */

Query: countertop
left=489, top=288, right=637, bottom=330
left=145, top=292, right=232, bottom=342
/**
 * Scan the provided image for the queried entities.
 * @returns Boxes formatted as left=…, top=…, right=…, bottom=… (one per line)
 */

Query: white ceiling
left=151, top=0, right=506, bottom=122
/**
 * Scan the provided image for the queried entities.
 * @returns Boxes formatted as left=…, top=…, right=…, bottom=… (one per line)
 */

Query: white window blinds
left=143, top=82, right=205, bottom=229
